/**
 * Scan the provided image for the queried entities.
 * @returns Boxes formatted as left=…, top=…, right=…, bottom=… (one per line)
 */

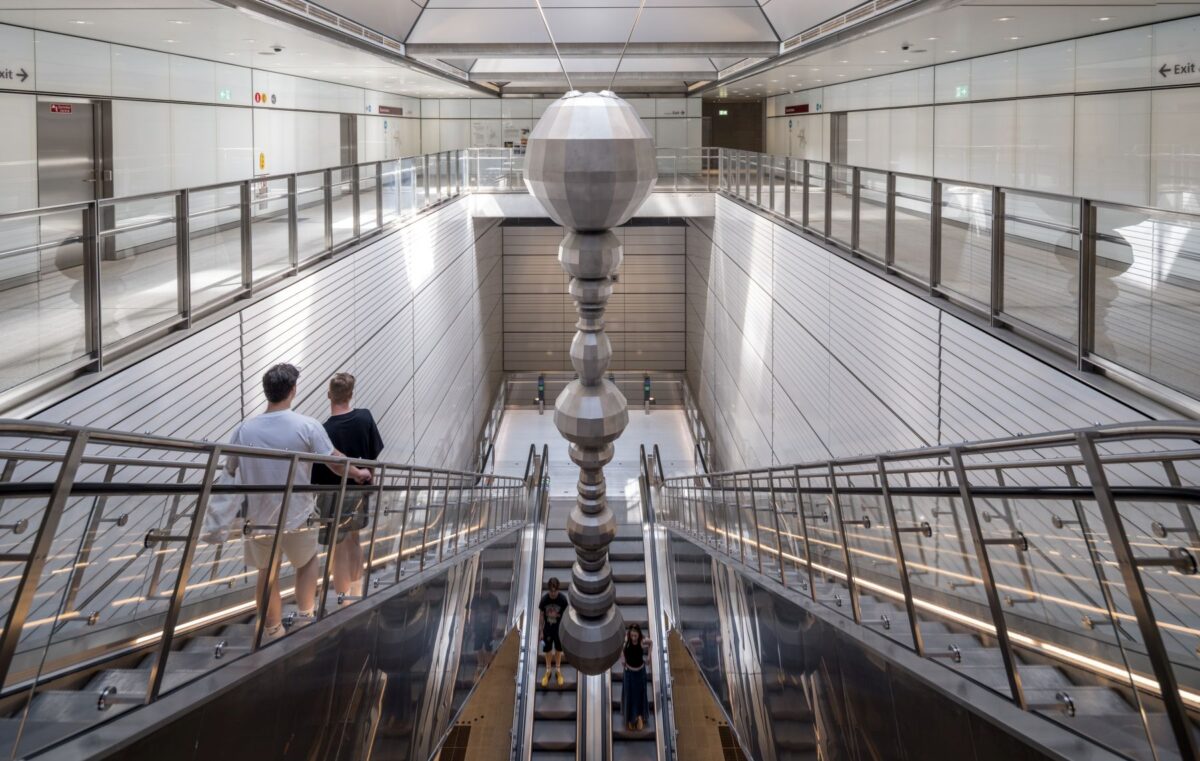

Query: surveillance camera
left=900, top=42, right=912, bottom=51
left=271, top=45, right=284, bottom=53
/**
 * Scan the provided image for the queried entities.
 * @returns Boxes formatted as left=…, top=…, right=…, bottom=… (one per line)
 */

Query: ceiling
left=0, top=0, right=481, bottom=98
left=709, top=1, right=1200, bottom=100
left=315, top=0, right=873, bottom=93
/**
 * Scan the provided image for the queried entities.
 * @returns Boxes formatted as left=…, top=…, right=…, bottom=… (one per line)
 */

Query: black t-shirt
left=624, top=640, right=645, bottom=669
left=311, top=408, right=384, bottom=485
left=539, top=592, right=567, bottom=628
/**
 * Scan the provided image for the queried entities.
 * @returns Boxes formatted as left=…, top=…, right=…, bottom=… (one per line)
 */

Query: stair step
left=1026, top=686, right=1133, bottom=716
left=531, top=719, right=576, bottom=752
left=0, top=718, right=95, bottom=757
left=613, top=736, right=659, bottom=761
left=957, top=664, right=1072, bottom=691
left=25, top=690, right=135, bottom=723
left=535, top=690, right=577, bottom=720
left=612, top=711, right=656, bottom=740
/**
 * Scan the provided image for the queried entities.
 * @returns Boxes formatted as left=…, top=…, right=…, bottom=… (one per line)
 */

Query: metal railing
left=512, top=444, right=550, bottom=761
left=658, top=421, right=1200, bottom=760
left=0, top=419, right=529, bottom=759
left=638, top=444, right=676, bottom=761
left=716, top=149, right=1200, bottom=416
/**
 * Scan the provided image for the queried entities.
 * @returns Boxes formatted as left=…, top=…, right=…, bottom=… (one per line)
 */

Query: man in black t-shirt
left=538, top=577, right=568, bottom=687
left=312, top=373, right=384, bottom=600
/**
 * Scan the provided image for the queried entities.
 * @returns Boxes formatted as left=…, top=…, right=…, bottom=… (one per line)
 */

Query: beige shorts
left=244, top=528, right=318, bottom=570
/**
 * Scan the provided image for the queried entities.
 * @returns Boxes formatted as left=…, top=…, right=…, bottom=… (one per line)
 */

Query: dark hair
left=547, top=577, right=560, bottom=591
left=328, top=372, right=355, bottom=405
left=263, top=364, right=300, bottom=404
left=627, top=624, right=642, bottom=642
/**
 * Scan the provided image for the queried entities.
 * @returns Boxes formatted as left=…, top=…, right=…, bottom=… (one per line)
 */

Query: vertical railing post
left=877, top=457, right=923, bottom=655
left=802, top=160, right=811, bottom=229
left=990, top=186, right=1005, bottom=326
left=949, top=447, right=1025, bottom=707
left=827, top=463, right=862, bottom=623
left=1078, top=199, right=1097, bottom=370
left=83, top=202, right=104, bottom=371
left=748, top=474, right=764, bottom=574
left=435, top=472, right=453, bottom=563
left=375, top=162, right=384, bottom=231
left=767, top=158, right=775, bottom=211
left=766, top=476, right=788, bottom=587
left=783, top=157, right=792, bottom=218
left=755, top=154, right=763, bottom=205
left=176, top=190, right=192, bottom=328
left=930, top=178, right=942, bottom=292
left=1076, top=432, right=1198, bottom=760
left=317, top=462, right=351, bottom=619
left=240, top=180, right=253, bottom=292
left=351, top=164, right=361, bottom=240
left=885, top=172, right=897, bottom=268
left=286, top=175, right=298, bottom=274
left=850, top=166, right=861, bottom=252
left=323, top=168, right=334, bottom=254
left=823, top=163, right=833, bottom=238
left=792, top=467, right=818, bottom=600
left=147, top=448, right=222, bottom=701
left=394, top=469, right=417, bottom=583
left=0, top=430, right=89, bottom=688
left=362, top=464, right=387, bottom=598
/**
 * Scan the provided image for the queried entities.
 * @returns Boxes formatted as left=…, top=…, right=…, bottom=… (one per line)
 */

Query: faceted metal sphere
left=524, top=90, right=657, bottom=232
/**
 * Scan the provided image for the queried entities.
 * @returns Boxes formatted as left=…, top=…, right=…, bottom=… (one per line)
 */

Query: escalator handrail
left=639, top=444, right=677, bottom=761
left=512, top=443, right=550, bottom=761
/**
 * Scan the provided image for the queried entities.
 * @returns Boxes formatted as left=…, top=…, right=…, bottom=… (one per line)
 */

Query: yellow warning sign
left=259, top=152, right=266, bottom=170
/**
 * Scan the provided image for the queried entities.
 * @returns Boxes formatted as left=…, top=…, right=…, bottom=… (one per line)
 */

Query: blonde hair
left=328, top=372, right=355, bottom=405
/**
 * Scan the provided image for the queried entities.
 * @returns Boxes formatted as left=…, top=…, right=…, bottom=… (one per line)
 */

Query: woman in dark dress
left=621, top=624, right=650, bottom=731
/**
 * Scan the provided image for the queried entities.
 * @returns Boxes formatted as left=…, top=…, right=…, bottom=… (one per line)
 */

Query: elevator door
left=37, top=99, right=99, bottom=272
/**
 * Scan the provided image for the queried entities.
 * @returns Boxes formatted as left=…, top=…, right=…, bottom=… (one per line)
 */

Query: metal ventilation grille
left=718, top=724, right=749, bottom=761
left=782, top=0, right=913, bottom=51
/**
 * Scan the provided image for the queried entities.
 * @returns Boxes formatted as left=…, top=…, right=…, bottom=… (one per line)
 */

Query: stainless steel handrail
left=0, top=418, right=526, bottom=754
left=639, top=444, right=676, bottom=761
left=661, top=420, right=1200, bottom=759
left=714, top=147, right=1200, bottom=413
left=512, top=443, right=550, bottom=761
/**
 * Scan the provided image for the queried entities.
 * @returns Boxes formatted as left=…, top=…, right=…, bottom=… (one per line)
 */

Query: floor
left=491, top=408, right=696, bottom=525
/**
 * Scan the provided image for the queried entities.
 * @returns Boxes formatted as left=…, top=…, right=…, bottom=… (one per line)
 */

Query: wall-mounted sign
left=378, top=105, right=404, bottom=116
left=955, top=85, right=969, bottom=99
left=1159, top=61, right=1197, bottom=78
left=0, top=67, right=28, bottom=83
left=49, top=103, right=72, bottom=114
left=783, top=104, right=809, bottom=114
left=218, top=88, right=232, bottom=101
left=259, top=152, right=266, bottom=170
left=718, top=109, right=729, bottom=116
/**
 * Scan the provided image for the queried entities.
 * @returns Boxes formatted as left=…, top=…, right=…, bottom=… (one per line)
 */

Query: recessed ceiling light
left=1094, top=16, right=1112, bottom=21
left=788, top=74, right=796, bottom=78
left=1008, top=36, right=1021, bottom=41
left=226, top=52, right=237, bottom=56
left=839, top=60, right=849, bottom=64
left=902, top=59, right=910, bottom=63
left=243, top=38, right=256, bottom=43
left=837, top=74, right=845, bottom=78
left=168, top=19, right=190, bottom=25
left=70, top=19, right=92, bottom=25
left=948, top=49, right=959, bottom=53
left=867, top=67, right=873, bottom=71
left=878, top=50, right=888, bottom=54
left=163, top=39, right=178, bottom=43
left=927, top=36, right=939, bottom=41
left=995, top=16, right=1014, bottom=21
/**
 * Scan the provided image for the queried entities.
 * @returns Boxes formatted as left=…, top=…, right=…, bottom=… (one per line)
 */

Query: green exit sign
left=718, top=109, right=729, bottom=116
left=218, top=89, right=232, bottom=101
left=955, top=85, right=969, bottom=99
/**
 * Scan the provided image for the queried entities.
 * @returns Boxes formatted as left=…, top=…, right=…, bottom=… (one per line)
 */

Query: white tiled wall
left=419, top=96, right=705, bottom=152
left=764, top=16, right=1200, bottom=209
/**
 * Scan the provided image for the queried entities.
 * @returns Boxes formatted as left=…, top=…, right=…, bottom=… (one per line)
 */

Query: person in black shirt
left=538, top=577, right=568, bottom=687
left=311, top=373, right=384, bottom=599
left=620, top=624, right=650, bottom=731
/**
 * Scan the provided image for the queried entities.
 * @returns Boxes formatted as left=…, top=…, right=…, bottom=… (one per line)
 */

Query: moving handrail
left=660, top=420, right=1200, bottom=760
left=512, top=444, right=550, bottom=761
left=0, top=418, right=525, bottom=758
left=638, top=444, right=676, bottom=761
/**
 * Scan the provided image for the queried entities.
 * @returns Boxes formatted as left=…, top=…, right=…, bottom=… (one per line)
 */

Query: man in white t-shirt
left=225, top=363, right=372, bottom=640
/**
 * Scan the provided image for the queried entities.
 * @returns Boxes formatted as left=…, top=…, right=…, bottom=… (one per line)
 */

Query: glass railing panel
left=100, top=196, right=180, bottom=345
left=330, top=168, right=356, bottom=247
left=187, top=186, right=243, bottom=309
left=1091, top=204, right=1200, bottom=398
left=769, top=157, right=787, bottom=216
left=939, top=182, right=993, bottom=308
left=800, top=473, right=851, bottom=618
left=766, top=475, right=812, bottom=591
left=380, top=161, right=399, bottom=226
left=1002, top=191, right=1080, bottom=343
left=399, top=158, right=418, bottom=217
left=0, top=207, right=89, bottom=394
left=358, top=167, right=378, bottom=234
left=787, top=160, right=805, bottom=226
left=857, top=169, right=888, bottom=263
left=656, top=150, right=677, bottom=190
left=829, top=166, right=854, bottom=246
left=808, top=163, right=827, bottom=234
left=248, top=177, right=292, bottom=283
left=295, top=171, right=327, bottom=262
left=893, top=176, right=933, bottom=283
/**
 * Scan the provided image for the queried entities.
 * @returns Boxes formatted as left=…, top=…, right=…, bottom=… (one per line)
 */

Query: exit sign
left=955, top=85, right=969, bottom=99
left=718, top=109, right=729, bottom=116
left=218, top=89, right=232, bottom=101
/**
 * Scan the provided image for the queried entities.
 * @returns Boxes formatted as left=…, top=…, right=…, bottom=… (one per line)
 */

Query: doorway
left=36, top=97, right=112, bottom=271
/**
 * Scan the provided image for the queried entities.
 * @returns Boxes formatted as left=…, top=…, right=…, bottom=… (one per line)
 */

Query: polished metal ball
left=524, top=90, right=657, bottom=231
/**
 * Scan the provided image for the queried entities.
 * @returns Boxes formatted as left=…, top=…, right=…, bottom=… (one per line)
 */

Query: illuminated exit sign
left=718, top=109, right=729, bottom=116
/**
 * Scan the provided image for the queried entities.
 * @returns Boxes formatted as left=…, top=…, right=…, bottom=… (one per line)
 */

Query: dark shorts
left=317, top=493, right=370, bottom=546
left=542, top=625, right=562, bottom=653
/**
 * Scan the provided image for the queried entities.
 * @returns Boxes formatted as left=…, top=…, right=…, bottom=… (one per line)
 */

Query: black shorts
left=542, top=626, right=562, bottom=653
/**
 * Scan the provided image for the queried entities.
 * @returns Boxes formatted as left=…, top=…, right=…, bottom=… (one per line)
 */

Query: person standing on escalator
left=539, top=577, right=568, bottom=687
left=311, top=372, right=384, bottom=602
left=621, top=624, right=650, bottom=731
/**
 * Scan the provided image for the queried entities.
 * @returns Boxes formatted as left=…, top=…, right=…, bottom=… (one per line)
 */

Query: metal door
left=37, top=99, right=102, bottom=272
left=830, top=112, right=848, bottom=166
left=340, top=114, right=358, bottom=166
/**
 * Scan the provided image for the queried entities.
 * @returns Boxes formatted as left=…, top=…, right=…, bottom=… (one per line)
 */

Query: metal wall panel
left=501, top=223, right=686, bottom=373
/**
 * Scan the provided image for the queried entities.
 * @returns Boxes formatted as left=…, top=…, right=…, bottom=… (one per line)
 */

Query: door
left=340, top=114, right=358, bottom=166
left=829, top=112, right=848, bottom=166
left=37, top=98, right=102, bottom=272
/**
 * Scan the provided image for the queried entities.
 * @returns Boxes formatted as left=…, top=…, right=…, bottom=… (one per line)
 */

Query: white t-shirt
left=226, top=409, right=335, bottom=531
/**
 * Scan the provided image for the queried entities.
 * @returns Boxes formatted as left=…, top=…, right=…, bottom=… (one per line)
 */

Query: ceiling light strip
left=530, top=0, right=573, bottom=91
left=609, top=0, right=649, bottom=91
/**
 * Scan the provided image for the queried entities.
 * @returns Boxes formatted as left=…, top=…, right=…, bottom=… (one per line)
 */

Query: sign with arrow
left=0, top=67, right=28, bottom=83
left=1159, top=62, right=1197, bottom=78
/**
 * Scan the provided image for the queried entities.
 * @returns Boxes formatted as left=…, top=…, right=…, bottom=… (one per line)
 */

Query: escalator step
left=957, top=664, right=1073, bottom=691
left=531, top=719, right=576, bottom=751
left=25, top=691, right=135, bottom=723
left=611, top=711, right=656, bottom=741
left=535, top=690, right=577, bottom=720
